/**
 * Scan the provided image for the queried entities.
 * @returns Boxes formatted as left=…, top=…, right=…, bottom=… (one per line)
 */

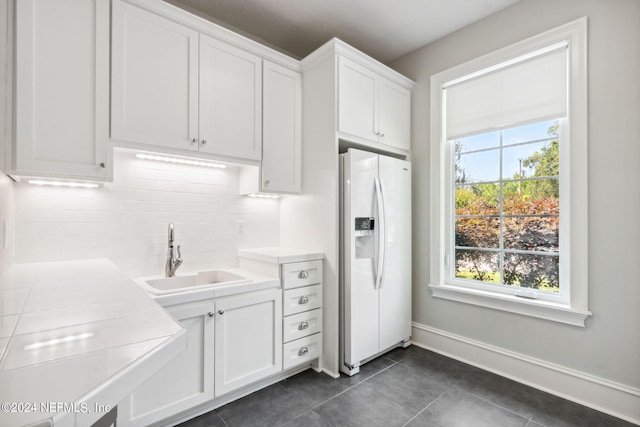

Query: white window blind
left=445, top=44, right=568, bottom=140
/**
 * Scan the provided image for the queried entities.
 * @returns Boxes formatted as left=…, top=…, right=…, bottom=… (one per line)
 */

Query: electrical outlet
left=235, top=220, right=246, bottom=239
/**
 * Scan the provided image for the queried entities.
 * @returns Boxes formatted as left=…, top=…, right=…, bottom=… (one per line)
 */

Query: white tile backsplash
left=14, top=149, right=280, bottom=277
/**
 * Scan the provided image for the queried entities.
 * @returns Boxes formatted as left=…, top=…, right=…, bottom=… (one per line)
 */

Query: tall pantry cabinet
left=279, top=38, right=414, bottom=376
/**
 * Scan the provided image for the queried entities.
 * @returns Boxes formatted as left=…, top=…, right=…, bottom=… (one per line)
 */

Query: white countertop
left=238, top=247, right=324, bottom=264
left=0, top=259, right=187, bottom=427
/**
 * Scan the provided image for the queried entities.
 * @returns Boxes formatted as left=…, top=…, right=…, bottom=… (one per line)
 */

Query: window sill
left=429, top=283, right=591, bottom=327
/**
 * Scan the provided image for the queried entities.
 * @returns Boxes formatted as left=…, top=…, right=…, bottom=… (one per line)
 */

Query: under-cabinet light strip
left=246, top=193, right=280, bottom=199
left=28, top=180, right=100, bottom=188
left=135, top=153, right=226, bottom=169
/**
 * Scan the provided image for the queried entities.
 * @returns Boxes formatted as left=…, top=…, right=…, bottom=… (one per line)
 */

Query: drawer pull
left=298, top=346, right=309, bottom=356
left=298, top=270, right=309, bottom=279
left=298, top=321, right=309, bottom=330
left=298, top=296, right=309, bottom=304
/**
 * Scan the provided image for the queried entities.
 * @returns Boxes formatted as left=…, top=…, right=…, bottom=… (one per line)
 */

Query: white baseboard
left=411, top=322, right=640, bottom=425
left=323, top=367, right=340, bottom=379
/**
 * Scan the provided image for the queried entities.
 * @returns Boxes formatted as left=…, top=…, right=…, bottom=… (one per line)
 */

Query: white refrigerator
left=339, top=148, right=411, bottom=376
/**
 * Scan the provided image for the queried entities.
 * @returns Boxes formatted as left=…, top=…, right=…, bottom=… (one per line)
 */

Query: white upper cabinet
left=338, top=57, right=378, bottom=143
left=111, top=0, right=199, bottom=151
left=338, top=55, right=411, bottom=153
left=261, top=61, right=302, bottom=193
left=111, top=0, right=262, bottom=162
left=13, top=0, right=110, bottom=180
left=378, top=78, right=411, bottom=151
left=199, top=36, right=262, bottom=161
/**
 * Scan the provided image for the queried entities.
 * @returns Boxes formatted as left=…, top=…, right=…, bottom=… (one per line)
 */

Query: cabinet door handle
left=298, top=270, right=309, bottom=279
left=207, top=312, right=215, bottom=318
left=298, top=346, right=309, bottom=356
left=298, top=321, right=309, bottom=330
left=298, top=296, right=309, bottom=304
left=264, top=180, right=270, bottom=186
left=379, top=133, right=385, bottom=137
left=98, top=162, right=106, bottom=168
left=201, top=139, right=208, bottom=145
left=191, top=138, right=199, bottom=144
left=217, top=309, right=225, bottom=315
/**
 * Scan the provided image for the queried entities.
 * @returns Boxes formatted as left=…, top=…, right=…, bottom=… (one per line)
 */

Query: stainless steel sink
left=138, top=270, right=249, bottom=295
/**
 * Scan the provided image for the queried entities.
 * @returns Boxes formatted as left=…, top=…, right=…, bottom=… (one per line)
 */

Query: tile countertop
left=238, top=247, right=324, bottom=264
left=0, top=259, right=187, bottom=427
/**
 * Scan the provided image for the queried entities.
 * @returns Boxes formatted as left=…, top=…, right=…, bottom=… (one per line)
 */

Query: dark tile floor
left=178, top=346, right=634, bottom=427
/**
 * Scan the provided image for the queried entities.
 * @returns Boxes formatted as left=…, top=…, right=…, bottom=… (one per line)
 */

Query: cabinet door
left=111, top=0, right=199, bottom=151
left=14, top=0, right=109, bottom=180
left=214, top=288, right=282, bottom=396
left=200, top=35, right=262, bottom=161
left=337, top=56, right=378, bottom=143
left=122, top=301, right=215, bottom=427
left=378, top=79, right=411, bottom=151
left=261, top=61, right=301, bottom=193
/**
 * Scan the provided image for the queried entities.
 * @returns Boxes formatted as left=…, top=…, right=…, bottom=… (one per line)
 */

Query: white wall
left=391, top=0, right=639, bottom=398
left=0, top=0, right=13, bottom=275
left=13, top=149, right=280, bottom=278
left=0, top=173, right=14, bottom=275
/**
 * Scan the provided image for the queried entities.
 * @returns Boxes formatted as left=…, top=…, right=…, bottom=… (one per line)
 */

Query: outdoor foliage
left=454, top=122, right=560, bottom=292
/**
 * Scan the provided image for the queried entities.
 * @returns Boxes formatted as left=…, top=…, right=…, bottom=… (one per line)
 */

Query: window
left=429, top=18, right=589, bottom=326
left=452, top=119, right=562, bottom=300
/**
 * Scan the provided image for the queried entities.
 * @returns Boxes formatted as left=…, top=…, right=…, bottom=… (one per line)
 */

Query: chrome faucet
left=165, top=223, right=183, bottom=277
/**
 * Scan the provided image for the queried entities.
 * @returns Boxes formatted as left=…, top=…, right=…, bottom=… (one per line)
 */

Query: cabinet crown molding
left=301, top=38, right=415, bottom=89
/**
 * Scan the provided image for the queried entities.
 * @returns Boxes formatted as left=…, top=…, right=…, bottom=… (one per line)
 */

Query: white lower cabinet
left=281, top=260, right=324, bottom=370
left=214, top=288, right=282, bottom=396
left=121, top=286, right=282, bottom=425
left=283, top=308, right=322, bottom=343
left=121, top=300, right=215, bottom=427
left=283, top=284, right=322, bottom=316
left=237, top=254, right=325, bottom=372
left=283, top=332, right=323, bottom=370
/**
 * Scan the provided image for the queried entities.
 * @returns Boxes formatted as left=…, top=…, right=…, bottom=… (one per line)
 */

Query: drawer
left=283, top=284, right=322, bottom=316
left=282, top=260, right=322, bottom=289
left=283, top=308, right=322, bottom=343
left=283, top=333, right=323, bottom=370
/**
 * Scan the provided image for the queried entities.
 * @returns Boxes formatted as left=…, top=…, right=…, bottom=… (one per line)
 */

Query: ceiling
left=167, top=0, right=521, bottom=64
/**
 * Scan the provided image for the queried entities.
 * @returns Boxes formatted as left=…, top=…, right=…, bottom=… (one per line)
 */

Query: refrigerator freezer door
left=343, top=149, right=380, bottom=366
left=378, top=155, right=412, bottom=351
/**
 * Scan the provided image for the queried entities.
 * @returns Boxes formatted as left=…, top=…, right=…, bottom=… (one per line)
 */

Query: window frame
left=429, top=18, right=590, bottom=327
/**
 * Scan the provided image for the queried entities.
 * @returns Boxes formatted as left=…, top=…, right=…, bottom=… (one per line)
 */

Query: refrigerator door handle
left=374, top=177, right=386, bottom=290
